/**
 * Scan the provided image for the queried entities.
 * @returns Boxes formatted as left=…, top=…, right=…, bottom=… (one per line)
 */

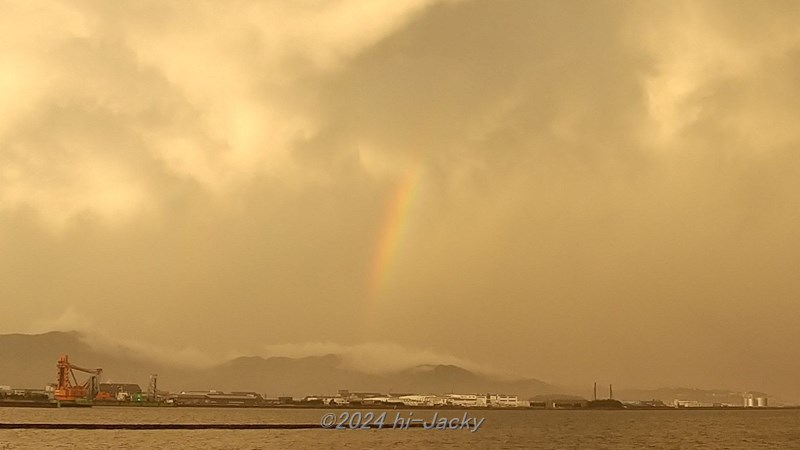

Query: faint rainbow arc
left=369, top=167, right=424, bottom=299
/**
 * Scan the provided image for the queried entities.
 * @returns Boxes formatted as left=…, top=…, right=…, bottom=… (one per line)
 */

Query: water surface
left=1, top=407, right=798, bottom=449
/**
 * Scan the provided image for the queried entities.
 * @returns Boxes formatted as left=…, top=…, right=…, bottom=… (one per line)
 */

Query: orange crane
left=55, top=354, right=102, bottom=404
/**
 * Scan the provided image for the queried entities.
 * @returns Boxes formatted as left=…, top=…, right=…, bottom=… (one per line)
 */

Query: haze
left=1, top=1, right=799, bottom=400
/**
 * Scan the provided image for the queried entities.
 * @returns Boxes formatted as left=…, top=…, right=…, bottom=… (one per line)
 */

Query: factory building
left=443, top=394, right=488, bottom=407
left=170, top=390, right=265, bottom=406
left=96, top=383, right=143, bottom=401
left=487, top=393, right=520, bottom=407
left=743, top=393, right=768, bottom=407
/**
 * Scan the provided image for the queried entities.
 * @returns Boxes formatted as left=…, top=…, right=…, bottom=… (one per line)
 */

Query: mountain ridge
left=0, top=331, right=558, bottom=397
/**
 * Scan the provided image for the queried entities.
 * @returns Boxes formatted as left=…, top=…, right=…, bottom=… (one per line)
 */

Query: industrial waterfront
left=0, top=354, right=783, bottom=411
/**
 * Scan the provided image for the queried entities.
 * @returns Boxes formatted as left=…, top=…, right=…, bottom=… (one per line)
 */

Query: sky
left=2, top=0, right=800, bottom=400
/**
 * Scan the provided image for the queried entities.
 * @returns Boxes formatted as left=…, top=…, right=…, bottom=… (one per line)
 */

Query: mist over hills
left=1, top=332, right=788, bottom=404
left=0, top=331, right=557, bottom=397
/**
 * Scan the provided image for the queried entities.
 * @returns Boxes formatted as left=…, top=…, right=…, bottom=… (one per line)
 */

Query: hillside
left=0, top=331, right=558, bottom=398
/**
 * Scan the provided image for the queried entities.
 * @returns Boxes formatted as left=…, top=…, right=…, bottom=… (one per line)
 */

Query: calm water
left=1, top=407, right=799, bottom=449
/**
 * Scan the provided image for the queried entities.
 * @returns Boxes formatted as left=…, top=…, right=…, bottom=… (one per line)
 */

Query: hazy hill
left=0, top=331, right=174, bottom=390
left=0, top=331, right=559, bottom=397
left=163, top=354, right=559, bottom=397
left=3, top=332, right=783, bottom=403
left=614, top=387, right=771, bottom=406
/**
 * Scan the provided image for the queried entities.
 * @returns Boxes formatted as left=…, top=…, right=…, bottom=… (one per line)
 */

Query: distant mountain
left=0, top=331, right=559, bottom=398
left=614, top=387, right=772, bottom=406
left=168, top=354, right=561, bottom=398
left=0, top=331, right=175, bottom=390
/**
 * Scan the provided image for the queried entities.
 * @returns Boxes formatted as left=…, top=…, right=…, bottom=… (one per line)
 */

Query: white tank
left=756, top=397, right=767, bottom=407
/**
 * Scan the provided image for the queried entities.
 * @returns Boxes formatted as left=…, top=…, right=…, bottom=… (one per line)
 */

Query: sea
left=1, top=407, right=799, bottom=449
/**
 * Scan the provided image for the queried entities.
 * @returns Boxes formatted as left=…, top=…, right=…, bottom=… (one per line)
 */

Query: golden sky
left=2, top=1, right=800, bottom=399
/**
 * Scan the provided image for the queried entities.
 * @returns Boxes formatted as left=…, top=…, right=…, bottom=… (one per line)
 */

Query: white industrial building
left=443, top=394, right=488, bottom=407
left=487, top=393, right=520, bottom=407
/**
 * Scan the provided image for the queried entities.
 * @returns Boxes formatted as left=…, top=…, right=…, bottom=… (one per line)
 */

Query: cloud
left=634, top=1, right=800, bottom=147
left=261, top=341, right=495, bottom=375
left=28, top=307, right=493, bottom=375
left=0, top=0, right=451, bottom=228
left=27, top=307, right=216, bottom=368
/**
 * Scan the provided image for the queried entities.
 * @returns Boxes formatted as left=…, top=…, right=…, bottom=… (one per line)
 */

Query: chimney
left=593, top=382, right=597, bottom=401
left=609, top=384, right=613, bottom=399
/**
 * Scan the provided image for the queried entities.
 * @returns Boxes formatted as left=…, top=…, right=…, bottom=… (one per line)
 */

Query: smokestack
left=593, top=382, right=597, bottom=401
left=609, top=384, right=613, bottom=399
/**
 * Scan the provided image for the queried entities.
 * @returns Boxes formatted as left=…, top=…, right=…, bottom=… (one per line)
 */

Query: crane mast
left=55, top=354, right=102, bottom=405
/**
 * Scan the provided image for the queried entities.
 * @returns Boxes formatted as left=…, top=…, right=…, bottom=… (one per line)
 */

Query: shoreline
left=3, top=403, right=798, bottom=411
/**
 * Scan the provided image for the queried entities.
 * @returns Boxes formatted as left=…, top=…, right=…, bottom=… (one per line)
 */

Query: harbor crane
left=55, top=354, right=102, bottom=404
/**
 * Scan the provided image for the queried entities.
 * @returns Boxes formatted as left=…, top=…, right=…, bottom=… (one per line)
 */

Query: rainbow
left=369, top=166, right=424, bottom=299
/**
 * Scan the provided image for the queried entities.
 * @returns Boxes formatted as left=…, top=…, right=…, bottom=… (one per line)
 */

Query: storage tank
left=756, top=397, right=768, bottom=407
